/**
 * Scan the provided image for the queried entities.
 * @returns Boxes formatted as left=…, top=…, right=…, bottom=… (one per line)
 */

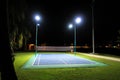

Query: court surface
left=22, top=53, right=107, bottom=69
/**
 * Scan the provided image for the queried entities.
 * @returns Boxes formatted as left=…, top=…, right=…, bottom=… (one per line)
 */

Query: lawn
left=3, top=52, right=120, bottom=80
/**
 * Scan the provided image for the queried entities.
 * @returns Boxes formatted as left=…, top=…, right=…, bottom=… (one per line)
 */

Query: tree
left=8, top=0, right=31, bottom=51
left=0, top=0, right=18, bottom=79
left=117, top=30, right=120, bottom=42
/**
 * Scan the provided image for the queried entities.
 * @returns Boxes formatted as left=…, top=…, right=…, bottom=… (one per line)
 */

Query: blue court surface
left=22, top=53, right=107, bottom=69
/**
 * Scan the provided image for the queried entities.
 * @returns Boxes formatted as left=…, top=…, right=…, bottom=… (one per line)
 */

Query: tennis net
left=36, top=46, right=73, bottom=52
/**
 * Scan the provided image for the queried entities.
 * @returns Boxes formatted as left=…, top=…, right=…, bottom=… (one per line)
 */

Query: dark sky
left=27, top=0, right=120, bottom=46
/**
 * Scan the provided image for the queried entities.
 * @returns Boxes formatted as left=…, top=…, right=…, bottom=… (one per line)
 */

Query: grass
left=2, top=52, right=120, bottom=80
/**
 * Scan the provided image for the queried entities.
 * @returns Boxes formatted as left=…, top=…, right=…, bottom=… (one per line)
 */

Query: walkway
left=79, top=53, right=120, bottom=62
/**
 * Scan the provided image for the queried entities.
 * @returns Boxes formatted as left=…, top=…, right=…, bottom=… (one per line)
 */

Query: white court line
left=60, top=54, right=72, bottom=64
left=32, top=54, right=41, bottom=65
left=32, top=55, right=38, bottom=65
left=38, top=54, right=41, bottom=65
left=59, top=58, right=68, bottom=64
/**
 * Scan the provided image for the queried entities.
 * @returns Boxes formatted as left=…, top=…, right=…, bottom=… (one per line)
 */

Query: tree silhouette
left=0, top=0, right=18, bottom=79
left=8, top=0, right=31, bottom=51
left=117, top=30, right=120, bottom=42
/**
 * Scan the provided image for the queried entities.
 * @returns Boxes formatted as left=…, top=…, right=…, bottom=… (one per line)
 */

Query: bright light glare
left=37, top=24, right=40, bottom=26
left=75, top=17, right=82, bottom=24
left=68, top=24, right=73, bottom=29
left=35, top=15, right=40, bottom=21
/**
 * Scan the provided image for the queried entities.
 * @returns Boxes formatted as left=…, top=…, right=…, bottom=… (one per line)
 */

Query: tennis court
left=22, top=52, right=107, bottom=69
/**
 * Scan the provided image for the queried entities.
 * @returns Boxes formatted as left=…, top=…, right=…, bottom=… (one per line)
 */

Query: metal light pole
left=74, top=24, right=77, bottom=55
left=34, top=15, right=40, bottom=56
left=74, top=17, right=82, bottom=55
left=68, top=17, right=82, bottom=55
left=92, top=0, right=95, bottom=54
left=35, top=24, right=40, bottom=56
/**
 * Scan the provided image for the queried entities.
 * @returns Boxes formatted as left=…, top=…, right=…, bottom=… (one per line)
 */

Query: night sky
left=26, top=0, right=120, bottom=46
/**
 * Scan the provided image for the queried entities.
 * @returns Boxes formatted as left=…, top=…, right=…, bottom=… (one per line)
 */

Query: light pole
left=34, top=15, right=40, bottom=56
left=74, top=23, right=77, bottom=55
left=68, top=17, right=82, bottom=55
left=91, top=0, right=95, bottom=54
